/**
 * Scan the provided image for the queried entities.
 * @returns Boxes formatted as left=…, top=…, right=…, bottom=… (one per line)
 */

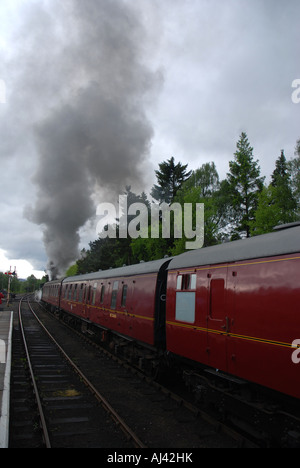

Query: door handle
left=221, top=316, right=229, bottom=333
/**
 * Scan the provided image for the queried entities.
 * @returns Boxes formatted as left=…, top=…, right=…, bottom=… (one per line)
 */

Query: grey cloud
left=1, top=0, right=299, bottom=278
left=14, top=0, right=162, bottom=277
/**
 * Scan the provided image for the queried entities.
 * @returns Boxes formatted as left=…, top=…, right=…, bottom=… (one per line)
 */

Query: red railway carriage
left=42, top=222, right=300, bottom=401
left=166, top=223, right=300, bottom=400
left=41, top=279, right=62, bottom=310
left=59, top=258, right=171, bottom=347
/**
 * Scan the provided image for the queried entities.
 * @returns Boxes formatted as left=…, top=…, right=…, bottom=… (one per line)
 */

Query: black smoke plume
left=20, top=0, right=162, bottom=278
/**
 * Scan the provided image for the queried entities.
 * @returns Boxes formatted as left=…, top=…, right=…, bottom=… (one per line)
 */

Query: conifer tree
left=251, top=150, right=297, bottom=235
left=288, top=139, right=300, bottom=207
left=226, top=132, right=264, bottom=238
left=151, top=156, right=192, bottom=204
left=271, top=150, right=289, bottom=186
left=271, top=150, right=297, bottom=218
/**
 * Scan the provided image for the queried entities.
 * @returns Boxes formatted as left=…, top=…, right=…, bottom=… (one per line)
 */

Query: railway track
left=9, top=297, right=144, bottom=448
left=24, top=299, right=255, bottom=448
left=9, top=295, right=299, bottom=448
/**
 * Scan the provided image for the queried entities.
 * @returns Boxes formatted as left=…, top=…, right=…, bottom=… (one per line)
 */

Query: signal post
left=4, top=267, right=17, bottom=307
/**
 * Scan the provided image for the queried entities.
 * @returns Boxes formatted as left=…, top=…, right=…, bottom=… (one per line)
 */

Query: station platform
left=0, top=310, right=13, bottom=448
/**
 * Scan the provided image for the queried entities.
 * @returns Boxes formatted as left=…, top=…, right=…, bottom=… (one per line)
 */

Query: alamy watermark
left=96, top=196, right=204, bottom=250
left=291, top=79, right=300, bottom=104
left=0, top=79, right=6, bottom=104
left=291, top=340, right=300, bottom=364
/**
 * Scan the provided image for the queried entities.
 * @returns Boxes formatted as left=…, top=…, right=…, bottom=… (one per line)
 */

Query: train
left=42, top=222, right=300, bottom=403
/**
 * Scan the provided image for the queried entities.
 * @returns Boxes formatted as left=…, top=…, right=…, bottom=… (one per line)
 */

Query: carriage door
left=78, top=283, right=86, bottom=317
left=207, top=271, right=228, bottom=371
left=81, top=283, right=89, bottom=318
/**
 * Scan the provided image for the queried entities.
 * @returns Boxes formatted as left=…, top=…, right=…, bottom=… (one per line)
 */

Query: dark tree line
left=0, top=272, right=46, bottom=294
left=73, top=132, right=300, bottom=275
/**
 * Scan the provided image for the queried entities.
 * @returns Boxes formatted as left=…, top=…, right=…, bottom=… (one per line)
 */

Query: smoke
left=18, top=0, right=162, bottom=278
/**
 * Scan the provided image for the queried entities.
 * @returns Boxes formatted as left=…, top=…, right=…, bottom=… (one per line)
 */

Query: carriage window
left=111, top=281, right=119, bottom=309
left=190, top=274, right=196, bottom=289
left=92, top=282, right=97, bottom=305
left=121, top=284, right=128, bottom=307
left=68, top=284, right=73, bottom=300
left=176, top=273, right=196, bottom=290
left=176, top=292, right=196, bottom=323
left=87, top=285, right=91, bottom=303
left=100, top=285, right=105, bottom=304
left=73, top=284, right=78, bottom=301
left=78, top=283, right=84, bottom=302
left=175, top=274, right=196, bottom=323
left=64, top=285, right=68, bottom=299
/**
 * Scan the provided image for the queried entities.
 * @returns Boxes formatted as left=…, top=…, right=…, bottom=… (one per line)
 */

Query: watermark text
left=291, top=339, right=300, bottom=364
left=291, top=79, right=300, bottom=104
left=0, top=79, right=6, bottom=104
left=96, top=196, right=204, bottom=250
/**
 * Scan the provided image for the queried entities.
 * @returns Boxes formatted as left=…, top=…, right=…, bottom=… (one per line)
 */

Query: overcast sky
left=0, top=0, right=299, bottom=279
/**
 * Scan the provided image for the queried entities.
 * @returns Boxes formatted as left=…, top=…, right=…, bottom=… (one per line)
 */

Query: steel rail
left=18, top=297, right=52, bottom=448
left=34, top=299, right=259, bottom=447
left=26, top=298, right=146, bottom=448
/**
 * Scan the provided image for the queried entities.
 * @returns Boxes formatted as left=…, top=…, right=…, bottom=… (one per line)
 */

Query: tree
left=296, top=139, right=300, bottom=157
left=130, top=226, right=171, bottom=262
left=65, top=264, right=78, bottom=277
left=271, top=150, right=297, bottom=217
left=271, top=149, right=289, bottom=186
left=251, top=184, right=297, bottom=235
left=288, top=139, right=300, bottom=209
left=151, top=156, right=192, bottom=204
left=250, top=185, right=284, bottom=235
left=226, top=132, right=264, bottom=238
left=251, top=150, right=297, bottom=235
left=76, top=236, right=123, bottom=274
left=77, top=187, right=151, bottom=273
left=181, top=162, right=220, bottom=197
left=173, top=162, right=227, bottom=250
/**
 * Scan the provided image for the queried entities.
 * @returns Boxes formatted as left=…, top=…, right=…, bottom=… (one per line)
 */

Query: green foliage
left=151, top=156, right=192, bottom=204
left=173, top=162, right=228, bottom=250
left=250, top=185, right=288, bottom=235
left=0, top=272, right=46, bottom=294
left=65, top=263, right=78, bottom=277
left=251, top=150, right=298, bottom=235
left=72, top=134, right=300, bottom=273
left=288, top=140, right=300, bottom=208
left=226, top=132, right=265, bottom=238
